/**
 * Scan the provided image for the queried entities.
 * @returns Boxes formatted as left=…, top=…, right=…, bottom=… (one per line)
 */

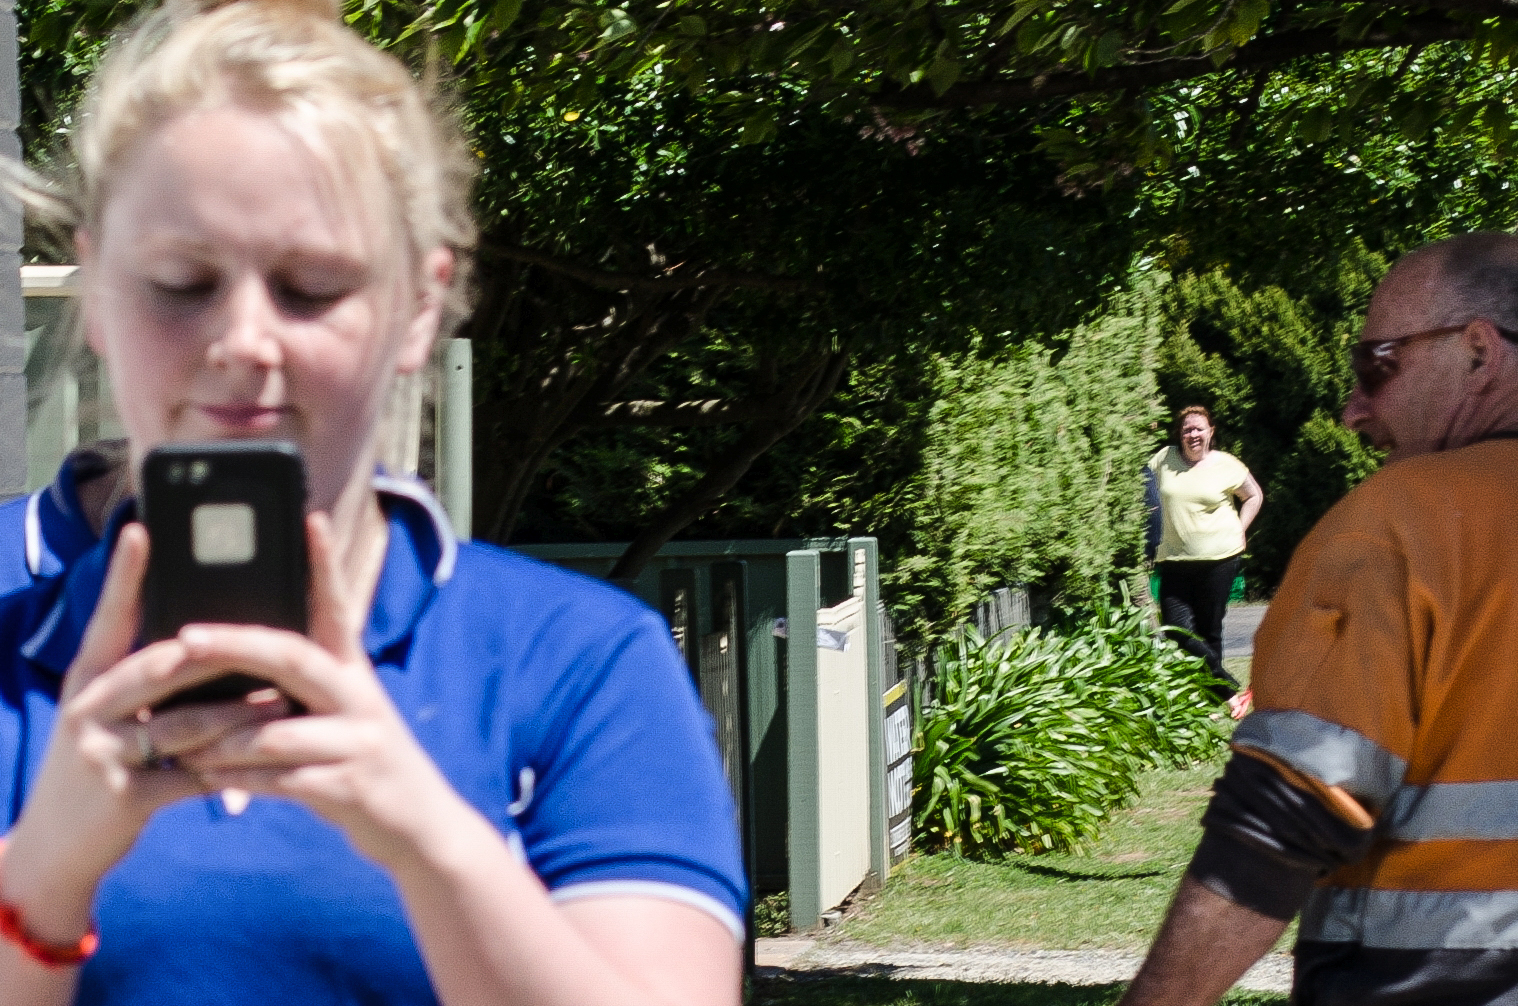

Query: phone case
left=140, top=441, right=308, bottom=710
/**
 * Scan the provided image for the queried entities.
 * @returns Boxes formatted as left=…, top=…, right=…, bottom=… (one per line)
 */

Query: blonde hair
left=46, top=0, right=478, bottom=331
left=14, top=0, right=480, bottom=476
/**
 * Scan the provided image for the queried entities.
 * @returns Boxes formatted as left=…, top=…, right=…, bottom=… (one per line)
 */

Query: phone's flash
left=191, top=502, right=257, bottom=565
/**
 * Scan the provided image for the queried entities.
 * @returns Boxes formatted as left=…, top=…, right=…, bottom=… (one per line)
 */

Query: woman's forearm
left=0, top=942, right=81, bottom=1006
left=387, top=791, right=738, bottom=1006
left=0, top=821, right=116, bottom=1006
left=1239, top=493, right=1262, bottom=533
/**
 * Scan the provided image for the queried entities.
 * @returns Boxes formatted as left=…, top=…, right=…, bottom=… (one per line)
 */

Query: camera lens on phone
left=189, top=460, right=211, bottom=485
left=167, top=463, right=185, bottom=484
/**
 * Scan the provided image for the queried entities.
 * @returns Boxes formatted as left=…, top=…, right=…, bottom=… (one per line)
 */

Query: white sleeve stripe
left=550, top=880, right=745, bottom=943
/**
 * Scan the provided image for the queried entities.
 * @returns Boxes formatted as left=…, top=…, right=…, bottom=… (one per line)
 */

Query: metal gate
left=700, top=563, right=747, bottom=805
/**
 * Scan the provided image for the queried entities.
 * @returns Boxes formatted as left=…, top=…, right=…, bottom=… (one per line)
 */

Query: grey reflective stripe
left=1383, top=781, right=1518, bottom=841
left=1302, top=887, right=1518, bottom=949
left=1232, top=709, right=1407, bottom=806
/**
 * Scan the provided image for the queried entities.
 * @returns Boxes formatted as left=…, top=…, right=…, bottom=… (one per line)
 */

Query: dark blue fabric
left=0, top=455, right=101, bottom=599
left=0, top=486, right=746, bottom=1006
left=1142, top=464, right=1162, bottom=562
left=1296, top=942, right=1518, bottom=1005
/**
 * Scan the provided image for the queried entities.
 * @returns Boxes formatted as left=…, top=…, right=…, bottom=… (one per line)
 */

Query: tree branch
left=585, top=394, right=802, bottom=428
left=1366, top=0, right=1518, bottom=19
left=1229, top=68, right=1272, bottom=148
left=876, top=15, right=1473, bottom=110
left=607, top=349, right=852, bottom=580
left=480, top=242, right=807, bottom=293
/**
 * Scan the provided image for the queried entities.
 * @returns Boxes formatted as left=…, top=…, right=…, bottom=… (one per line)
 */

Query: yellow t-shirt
left=1147, top=446, right=1248, bottom=562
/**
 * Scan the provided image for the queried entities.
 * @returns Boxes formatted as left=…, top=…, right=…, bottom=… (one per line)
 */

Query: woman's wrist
left=0, top=828, right=102, bottom=947
left=0, top=840, right=99, bottom=969
left=0, top=771, right=142, bottom=947
left=380, top=782, right=508, bottom=889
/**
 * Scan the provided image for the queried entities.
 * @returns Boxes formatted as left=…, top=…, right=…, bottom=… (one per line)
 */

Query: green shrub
left=890, top=314, right=1165, bottom=636
left=913, top=602, right=1227, bottom=857
left=753, top=892, right=791, bottom=937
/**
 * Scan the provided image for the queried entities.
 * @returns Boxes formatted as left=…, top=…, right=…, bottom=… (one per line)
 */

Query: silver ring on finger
left=134, top=721, right=175, bottom=771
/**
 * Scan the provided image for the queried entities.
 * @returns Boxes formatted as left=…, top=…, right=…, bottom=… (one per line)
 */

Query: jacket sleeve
left=1187, top=749, right=1376, bottom=920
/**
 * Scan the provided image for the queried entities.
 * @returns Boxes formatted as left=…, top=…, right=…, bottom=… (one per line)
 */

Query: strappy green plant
left=913, top=603, right=1225, bottom=857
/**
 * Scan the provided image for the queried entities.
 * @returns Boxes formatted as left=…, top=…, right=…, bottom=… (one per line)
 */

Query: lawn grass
left=747, top=649, right=1297, bottom=1004
left=751, top=976, right=1286, bottom=1005
left=1223, top=654, right=1252, bottom=688
left=830, top=759, right=1224, bottom=951
left=828, top=651, right=1295, bottom=953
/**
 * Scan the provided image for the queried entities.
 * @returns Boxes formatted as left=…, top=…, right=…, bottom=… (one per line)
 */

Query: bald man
left=1121, top=232, right=1518, bottom=1006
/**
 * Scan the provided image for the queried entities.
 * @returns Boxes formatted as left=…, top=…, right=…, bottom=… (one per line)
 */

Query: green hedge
left=913, top=602, right=1227, bottom=857
left=890, top=314, right=1164, bottom=636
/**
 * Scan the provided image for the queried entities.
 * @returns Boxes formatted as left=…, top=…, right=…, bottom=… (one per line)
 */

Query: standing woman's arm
left=1234, top=472, right=1264, bottom=533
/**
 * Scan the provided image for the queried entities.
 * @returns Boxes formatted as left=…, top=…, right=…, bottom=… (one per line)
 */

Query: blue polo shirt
left=0, top=452, right=103, bottom=598
left=0, top=476, right=746, bottom=1005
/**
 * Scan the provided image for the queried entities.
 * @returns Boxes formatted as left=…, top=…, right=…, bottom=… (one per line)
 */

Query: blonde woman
left=0, top=2, right=746, bottom=1004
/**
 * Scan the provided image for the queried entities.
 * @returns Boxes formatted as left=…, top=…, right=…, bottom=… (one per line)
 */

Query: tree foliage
left=1152, top=244, right=1387, bottom=593
left=894, top=312, right=1164, bottom=631
left=467, top=94, right=1138, bottom=558
left=22, top=0, right=1518, bottom=578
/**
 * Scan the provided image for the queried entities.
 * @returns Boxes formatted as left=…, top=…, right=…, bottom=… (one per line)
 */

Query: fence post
left=785, top=549, right=821, bottom=930
left=849, top=537, right=888, bottom=887
left=437, top=338, right=472, bottom=539
left=0, top=2, right=22, bottom=499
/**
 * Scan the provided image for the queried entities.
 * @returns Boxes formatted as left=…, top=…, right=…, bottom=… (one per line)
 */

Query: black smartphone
left=140, top=441, right=308, bottom=712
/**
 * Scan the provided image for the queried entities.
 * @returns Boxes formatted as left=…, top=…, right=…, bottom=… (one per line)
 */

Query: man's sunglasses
left=1350, top=321, right=1518, bottom=395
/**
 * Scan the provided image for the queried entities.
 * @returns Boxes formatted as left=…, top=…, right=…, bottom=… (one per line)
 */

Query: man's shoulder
left=1339, top=442, right=1513, bottom=517
left=1277, top=443, right=1512, bottom=579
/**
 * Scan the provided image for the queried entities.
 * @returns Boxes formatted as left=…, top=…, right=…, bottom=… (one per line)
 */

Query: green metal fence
left=515, top=538, right=891, bottom=931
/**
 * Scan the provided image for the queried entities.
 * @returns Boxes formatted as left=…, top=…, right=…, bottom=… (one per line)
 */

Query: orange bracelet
left=0, top=841, right=99, bottom=968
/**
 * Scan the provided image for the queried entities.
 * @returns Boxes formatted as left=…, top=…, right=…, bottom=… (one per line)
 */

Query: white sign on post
left=882, top=679, right=912, bottom=866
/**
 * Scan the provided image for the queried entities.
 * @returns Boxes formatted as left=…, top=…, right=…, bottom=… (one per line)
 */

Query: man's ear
left=1463, top=319, right=1512, bottom=387
left=397, top=246, right=454, bottom=375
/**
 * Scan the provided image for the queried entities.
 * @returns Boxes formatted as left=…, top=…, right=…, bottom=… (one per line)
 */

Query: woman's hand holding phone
left=171, top=513, right=474, bottom=873
left=2, top=509, right=476, bottom=954
left=0, top=526, right=293, bottom=949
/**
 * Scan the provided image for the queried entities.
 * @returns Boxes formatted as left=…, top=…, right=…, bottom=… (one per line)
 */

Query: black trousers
left=1158, top=555, right=1241, bottom=698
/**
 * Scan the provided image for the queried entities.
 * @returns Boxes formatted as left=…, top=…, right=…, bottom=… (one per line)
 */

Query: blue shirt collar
left=25, top=448, right=116, bottom=580
left=365, top=475, right=457, bottom=657
left=21, top=474, right=456, bottom=677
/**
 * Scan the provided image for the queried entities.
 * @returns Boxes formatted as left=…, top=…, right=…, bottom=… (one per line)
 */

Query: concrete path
left=1222, top=602, right=1269, bottom=659
left=754, top=938, right=1292, bottom=993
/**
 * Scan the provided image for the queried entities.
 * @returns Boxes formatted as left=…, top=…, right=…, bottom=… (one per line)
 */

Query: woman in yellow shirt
left=1147, top=406, right=1263, bottom=709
